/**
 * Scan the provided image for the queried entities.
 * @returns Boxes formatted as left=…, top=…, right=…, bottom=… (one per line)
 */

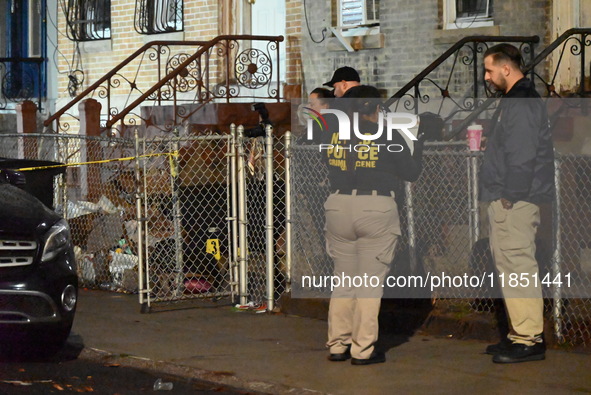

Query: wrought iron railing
left=528, top=28, right=591, bottom=97
left=450, top=28, right=591, bottom=139
left=45, top=40, right=206, bottom=133
left=44, top=35, right=284, bottom=135
left=384, top=35, right=540, bottom=135
left=104, top=35, right=283, bottom=131
left=0, top=57, right=45, bottom=111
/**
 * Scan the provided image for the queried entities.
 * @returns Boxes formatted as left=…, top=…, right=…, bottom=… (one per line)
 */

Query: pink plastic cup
left=467, top=124, right=483, bottom=151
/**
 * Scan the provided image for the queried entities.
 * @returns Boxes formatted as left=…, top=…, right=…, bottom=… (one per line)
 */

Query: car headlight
left=41, top=219, right=71, bottom=262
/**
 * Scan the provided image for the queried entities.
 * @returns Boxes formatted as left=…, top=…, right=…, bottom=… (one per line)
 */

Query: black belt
left=332, top=188, right=393, bottom=197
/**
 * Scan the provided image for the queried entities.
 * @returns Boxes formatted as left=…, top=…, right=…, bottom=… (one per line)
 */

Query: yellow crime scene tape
left=15, top=151, right=180, bottom=172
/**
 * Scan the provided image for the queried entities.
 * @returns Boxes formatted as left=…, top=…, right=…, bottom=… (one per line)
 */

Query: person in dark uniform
left=301, top=87, right=334, bottom=238
left=480, top=43, right=554, bottom=363
left=323, top=85, right=425, bottom=365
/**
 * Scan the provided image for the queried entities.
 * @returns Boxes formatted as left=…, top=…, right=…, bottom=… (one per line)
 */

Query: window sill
left=434, top=25, right=500, bottom=45
left=327, top=27, right=384, bottom=52
left=337, top=25, right=380, bottom=37
left=142, top=31, right=184, bottom=44
left=80, top=40, right=112, bottom=54
left=445, top=19, right=494, bottom=30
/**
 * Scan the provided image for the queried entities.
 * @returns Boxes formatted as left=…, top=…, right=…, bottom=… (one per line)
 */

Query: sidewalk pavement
left=73, top=290, right=591, bottom=394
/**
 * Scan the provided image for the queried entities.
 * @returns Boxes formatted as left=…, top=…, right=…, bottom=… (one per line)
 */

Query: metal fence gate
left=135, top=134, right=235, bottom=312
left=132, top=127, right=288, bottom=312
left=136, top=125, right=287, bottom=311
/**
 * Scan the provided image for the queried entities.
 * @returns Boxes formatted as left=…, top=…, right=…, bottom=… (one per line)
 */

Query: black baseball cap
left=323, top=66, right=360, bottom=87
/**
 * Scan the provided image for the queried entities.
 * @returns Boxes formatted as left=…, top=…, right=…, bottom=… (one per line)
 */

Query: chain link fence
left=1, top=131, right=589, bottom=347
left=289, top=143, right=331, bottom=296
left=289, top=140, right=591, bottom=349
left=554, top=153, right=591, bottom=347
left=0, top=133, right=138, bottom=292
left=0, top=131, right=288, bottom=312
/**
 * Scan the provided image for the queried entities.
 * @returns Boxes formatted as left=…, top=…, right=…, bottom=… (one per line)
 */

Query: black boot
left=492, top=342, right=546, bottom=363
left=351, top=351, right=386, bottom=366
left=485, top=337, right=512, bottom=355
left=328, top=345, right=351, bottom=362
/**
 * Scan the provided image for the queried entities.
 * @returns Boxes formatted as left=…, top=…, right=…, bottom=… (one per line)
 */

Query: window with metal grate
left=134, top=0, right=183, bottom=35
left=63, top=0, right=111, bottom=41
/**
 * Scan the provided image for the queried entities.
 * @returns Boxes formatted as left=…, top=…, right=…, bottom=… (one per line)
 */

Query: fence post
left=142, top=137, right=151, bottom=311
left=469, top=153, right=480, bottom=248
left=552, top=154, right=563, bottom=343
left=405, top=181, right=418, bottom=275
left=134, top=130, right=147, bottom=312
left=265, top=124, right=275, bottom=311
left=59, top=136, right=69, bottom=218
left=236, top=125, right=249, bottom=305
left=284, top=131, right=292, bottom=291
left=169, top=137, right=184, bottom=298
left=229, top=125, right=239, bottom=301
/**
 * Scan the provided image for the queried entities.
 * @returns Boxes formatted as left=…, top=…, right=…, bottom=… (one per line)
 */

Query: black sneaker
left=351, top=351, right=386, bottom=366
left=485, top=338, right=512, bottom=355
left=492, top=342, right=546, bottom=364
left=328, top=345, right=351, bottom=362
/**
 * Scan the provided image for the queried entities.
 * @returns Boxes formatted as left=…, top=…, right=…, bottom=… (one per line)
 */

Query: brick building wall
left=299, top=0, right=551, bottom=100
left=52, top=1, right=554, bottom=111
left=55, top=1, right=224, bottom=111
left=55, top=1, right=303, bottom=108
left=286, top=0, right=303, bottom=87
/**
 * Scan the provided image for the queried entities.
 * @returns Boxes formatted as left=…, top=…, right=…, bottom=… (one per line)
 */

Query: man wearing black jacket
left=480, top=44, right=555, bottom=363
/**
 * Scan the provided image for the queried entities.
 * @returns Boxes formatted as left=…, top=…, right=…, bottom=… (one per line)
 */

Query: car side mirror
left=0, top=169, right=26, bottom=186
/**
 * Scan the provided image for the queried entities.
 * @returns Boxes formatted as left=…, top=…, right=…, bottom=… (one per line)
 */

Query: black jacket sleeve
left=500, top=100, right=542, bottom=202
left=384, top=130, right=424, bottom=182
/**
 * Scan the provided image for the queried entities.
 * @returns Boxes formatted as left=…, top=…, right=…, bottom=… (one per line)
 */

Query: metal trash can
left=0, top=158, right=65, bottom=210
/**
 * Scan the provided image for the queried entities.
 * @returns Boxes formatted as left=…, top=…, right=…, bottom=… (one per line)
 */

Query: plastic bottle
left=153, top=378, right=173, bottom=391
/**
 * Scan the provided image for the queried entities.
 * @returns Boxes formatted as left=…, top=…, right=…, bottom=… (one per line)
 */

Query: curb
left=78, top=347, right=327, bottom=395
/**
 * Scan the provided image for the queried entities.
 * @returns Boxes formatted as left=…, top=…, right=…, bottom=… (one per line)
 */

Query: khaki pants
left=488, top=200, right=543, bottom=345
left=324, top=192, right=399, bottom=359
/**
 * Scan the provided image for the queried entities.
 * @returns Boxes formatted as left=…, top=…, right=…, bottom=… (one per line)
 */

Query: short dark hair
left=345, top=85, right=382, bottom=115
left=310, top=87, right=335, bottom=99
left=310, top=87, right=335, bottom=107
left=484, top=43, right=523, bottom=70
